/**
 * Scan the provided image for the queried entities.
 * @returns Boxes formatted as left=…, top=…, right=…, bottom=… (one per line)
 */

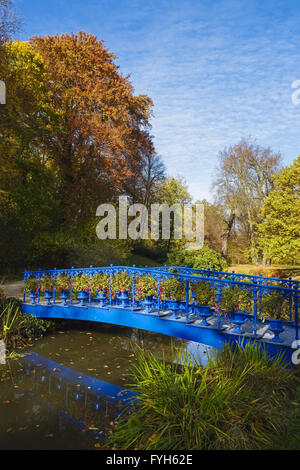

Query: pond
left=0, top=323, right=219, bottom=450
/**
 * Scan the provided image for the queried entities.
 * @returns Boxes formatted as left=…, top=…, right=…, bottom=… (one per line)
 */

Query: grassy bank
left=109, top=342, right=300, bottom=450
left=228, top=264, right=300, bottom=281
left=0, top=291, right=55, bottom=355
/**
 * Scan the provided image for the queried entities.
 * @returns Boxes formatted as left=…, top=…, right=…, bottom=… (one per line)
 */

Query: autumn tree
left=0, top=0, right=19, bottom=45
left=257, top=156, right=300, bottom=265
left=213, top=138, right=282, bottom=263
left=0, top=41, right=59, bottom=268
left=30, top=31, right=155, bottom=223
left=0, top=31, right=158, bottom=270
left=137, top=152, right=166, bottom=207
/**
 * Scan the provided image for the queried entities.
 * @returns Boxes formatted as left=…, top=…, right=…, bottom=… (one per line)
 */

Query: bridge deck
left=22, top=300, right=297, bottom=366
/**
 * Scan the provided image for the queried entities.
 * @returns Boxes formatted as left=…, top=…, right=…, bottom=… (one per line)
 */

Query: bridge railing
left=152, top=264, right=300, bottom=290
left=22, top=264, right=299, bottom=343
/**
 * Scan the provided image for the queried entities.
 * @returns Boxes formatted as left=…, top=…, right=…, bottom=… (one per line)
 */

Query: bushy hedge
left=167, top=246, right=227, bottom=271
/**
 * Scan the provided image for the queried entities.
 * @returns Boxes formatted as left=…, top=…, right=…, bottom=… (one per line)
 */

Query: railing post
left=70, top=267, right=74, bottom=305
left=132, top=265, right=136, bottom=308
left=109, top=265, right=113, bottom=306
left=252, top=280, right=258, bottom=337
left=23, top=270, right=26, bottom=303
left=157, top=276, right=161, bottom=315
left=53, top=268, right=57, bottom=304
left=294, top=289, right=299, bottom=342
left=258, top=274, right=263, bottom=318
left=185, top=278, right=190, bottom=323
left=289, top=277, right=293, bottom=323
left=89, top=265, right=93, bottom=305
left=38, top=270, right=41, bottom=304
left=216, top=282, right=222, bottom=329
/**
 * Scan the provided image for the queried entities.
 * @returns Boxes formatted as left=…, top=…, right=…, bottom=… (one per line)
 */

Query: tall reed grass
left=0, top=296, right=54, bottom=350
left=109, top=341, right=299, bottom=450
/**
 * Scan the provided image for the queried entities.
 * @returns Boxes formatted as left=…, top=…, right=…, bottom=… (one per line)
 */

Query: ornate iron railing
left=23, top=264, right=299, bottom=344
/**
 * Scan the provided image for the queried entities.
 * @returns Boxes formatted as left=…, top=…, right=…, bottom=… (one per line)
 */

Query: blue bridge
left=22, top=265, right=300, bottom=366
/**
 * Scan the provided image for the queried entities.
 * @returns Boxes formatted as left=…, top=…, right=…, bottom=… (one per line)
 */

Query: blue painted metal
left=19, top=352, right=135, bottom=441
left=22, top=264, right=300, bottom=365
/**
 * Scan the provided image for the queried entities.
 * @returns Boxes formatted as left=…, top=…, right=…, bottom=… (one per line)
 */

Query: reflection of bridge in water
left=19, top=352, right=135, bottom=440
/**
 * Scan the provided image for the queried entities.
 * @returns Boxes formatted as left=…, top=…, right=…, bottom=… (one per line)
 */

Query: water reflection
left=0, top=325, right=219, bottom=449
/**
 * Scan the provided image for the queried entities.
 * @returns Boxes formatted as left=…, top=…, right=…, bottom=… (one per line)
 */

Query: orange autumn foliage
left=30, top=31, right=155, bottom=222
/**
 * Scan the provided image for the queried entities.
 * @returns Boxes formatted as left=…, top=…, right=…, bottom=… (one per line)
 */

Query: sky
left=12, top=0, right=300, bottom=202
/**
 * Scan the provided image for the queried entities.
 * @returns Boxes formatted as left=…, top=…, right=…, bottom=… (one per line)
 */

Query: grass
left=228, top=264, right=300, bottom=280
left=0, top=295, right=55, bottom=351
left=108, top=342, right=300, bottom=450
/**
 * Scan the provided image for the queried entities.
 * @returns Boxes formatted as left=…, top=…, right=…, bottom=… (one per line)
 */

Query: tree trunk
left=221, top=211, right=235, bottom=258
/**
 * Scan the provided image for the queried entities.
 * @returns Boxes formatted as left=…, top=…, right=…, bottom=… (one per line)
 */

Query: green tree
left=257, top=156, right=300, bottom=264
left=213, top=138, right=281, bottom=263
left=0, top=41, right=58, bottom=269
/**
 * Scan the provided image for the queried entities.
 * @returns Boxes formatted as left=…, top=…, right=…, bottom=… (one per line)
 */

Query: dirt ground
left=1, top=281, right=24, bottom=299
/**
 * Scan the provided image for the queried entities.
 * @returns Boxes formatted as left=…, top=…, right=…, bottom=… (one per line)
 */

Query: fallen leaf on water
left=2, top=400, right=10, bottom=404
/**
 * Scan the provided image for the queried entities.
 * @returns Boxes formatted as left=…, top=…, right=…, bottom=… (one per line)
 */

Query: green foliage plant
left=192, top=281, right=216, bottom=306
left=72, top=274, right=90, bottom=293
left=167, top=246, right=227, bottom=271
left=111, top=271, right=132, bottom=297
left=160, top=276, right=185, bottom=301
left=221, top=285, right=252, bottom=314
left=90, top=273, right=110, bottom=296
left=24, top=276, right=39, bottom=294
left=55, top=274, right=71, bottom=294
left=260, top=292, right=289, bottom=321
left=40, top=274, right=54, bottom=293
left=135, top=274, right=158, bottom=300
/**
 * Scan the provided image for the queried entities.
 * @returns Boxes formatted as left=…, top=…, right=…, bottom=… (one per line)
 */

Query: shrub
left=135, top=274, right=158, bottom=300
left=90, top=273, right=110, bottom=296
left=160, top=276, right=185, bottom=301
left=260, top=292, right=289, bottom=321
left=72, top=274, right=90, bottom=293
left=111, top=271, right=132, bottom=296
left=167, top=246, right=227, bottom=271
left=0, top=297, right=54, bottom=348
left=191, top=280, right=216, bottom=306
left=40, top=274, right=55, bottom=293
left=55, top=274, right=71, bottom=294
left=221, top=285, right=252, bottom=313
left=24, top=276, right=39, bottom=293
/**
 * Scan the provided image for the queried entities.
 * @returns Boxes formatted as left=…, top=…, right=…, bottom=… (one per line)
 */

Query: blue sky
left=13, top=0, right=300, bottom=201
